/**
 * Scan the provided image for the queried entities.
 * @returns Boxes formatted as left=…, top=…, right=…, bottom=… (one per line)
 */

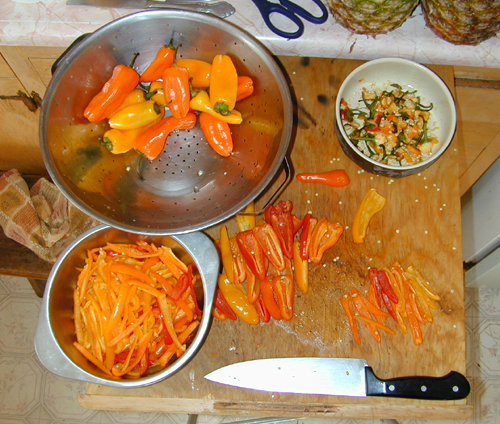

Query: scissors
left=250, top=0, right=329, bottom=39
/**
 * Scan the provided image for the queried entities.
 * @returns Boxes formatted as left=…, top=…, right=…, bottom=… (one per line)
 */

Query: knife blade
left=66, top=0, right=236, bottom=19
left=204, top=357, right=470, bottom=400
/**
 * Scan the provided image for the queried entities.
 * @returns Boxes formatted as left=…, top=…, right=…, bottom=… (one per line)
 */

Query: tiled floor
left=0, top=274, right=499, bottom=424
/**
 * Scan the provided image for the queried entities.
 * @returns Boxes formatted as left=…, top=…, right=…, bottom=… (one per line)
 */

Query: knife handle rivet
left=421, top=385, right=428, bottom=392
left=453, top=386, right=459, bottom=392
left=388, top=385, right=395, bottom=392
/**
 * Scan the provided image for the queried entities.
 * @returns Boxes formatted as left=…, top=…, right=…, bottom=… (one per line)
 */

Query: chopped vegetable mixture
left=340, top=84, right=439, bottom=166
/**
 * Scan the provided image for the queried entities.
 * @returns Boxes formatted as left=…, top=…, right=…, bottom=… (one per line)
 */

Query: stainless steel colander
left=40, top=10, right=293, bottom=235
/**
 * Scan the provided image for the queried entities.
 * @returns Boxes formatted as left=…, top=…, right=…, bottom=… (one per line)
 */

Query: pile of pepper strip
left=73, top=241, right=202, bottom=378
left=212, top=200, right=344, bottom=325
left=83, top=40, right=255, bottom=161
left=340, top=262, right=441, bottom=346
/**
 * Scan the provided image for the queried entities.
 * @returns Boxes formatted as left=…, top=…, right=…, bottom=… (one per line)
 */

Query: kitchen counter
left=1, top=0, right=499, bottom=68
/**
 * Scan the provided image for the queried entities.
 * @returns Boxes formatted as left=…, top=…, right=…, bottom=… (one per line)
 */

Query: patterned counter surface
left=1, top=0, right=499, bottom=68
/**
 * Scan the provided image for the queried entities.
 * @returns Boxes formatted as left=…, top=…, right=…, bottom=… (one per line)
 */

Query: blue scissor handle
left=281, top=0, right=329, bottom=25
left=251, top=0, right=305, bottom=39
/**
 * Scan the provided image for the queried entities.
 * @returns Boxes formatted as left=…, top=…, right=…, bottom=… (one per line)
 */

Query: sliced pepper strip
left=308, top=218, right=343, bottom=264
left=340, top=293, right=361, bottom=345
left=219, top=225, right=234, bottom=283
left=351, top=288, right=381, bottom=342
left=293, top=240, right=308, bottom=294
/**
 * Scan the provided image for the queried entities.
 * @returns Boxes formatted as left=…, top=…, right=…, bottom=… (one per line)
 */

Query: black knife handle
left=365, top=367, right=470, bottom=400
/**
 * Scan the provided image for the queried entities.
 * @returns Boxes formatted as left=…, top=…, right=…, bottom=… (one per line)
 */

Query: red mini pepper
left=236, top=230, right=267, bottom=281
left=254, top=295, right=270, bottom=323
left=162, top=66, right=191, bottom=118
left=140, top=39, right=178, bottom=83
left=133, top=111, right=197, bottom=160
left=264, top=201, right=294, bottom=260
left=84, top=53, right=140, bottom=123
left=296, top=169, right=350, bottom=187
left=199, top=112, right=233, bottom=157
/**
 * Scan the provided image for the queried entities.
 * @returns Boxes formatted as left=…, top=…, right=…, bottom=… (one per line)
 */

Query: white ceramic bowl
left=335, top=58, right=456, bottom=177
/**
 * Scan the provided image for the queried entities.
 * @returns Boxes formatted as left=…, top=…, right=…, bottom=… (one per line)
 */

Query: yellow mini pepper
left=217, top=274, right=259, bottom=325
left=209, top=54, right=238, bottom=115
left=352, top=188, right=387, bottom=243
left=108, top=100, right=165, bottom=130
left=190, top=90, right=242, bottom=124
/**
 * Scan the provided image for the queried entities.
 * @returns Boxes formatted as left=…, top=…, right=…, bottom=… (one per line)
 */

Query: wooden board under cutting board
left=79, top=58, right=472, bottom=419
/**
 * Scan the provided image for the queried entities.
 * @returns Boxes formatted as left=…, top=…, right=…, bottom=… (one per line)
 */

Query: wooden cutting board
left=79, top=58, right=472, bottom=419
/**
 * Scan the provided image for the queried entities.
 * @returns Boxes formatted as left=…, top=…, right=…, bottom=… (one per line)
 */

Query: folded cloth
left=0, top=169, right=99, bottom=263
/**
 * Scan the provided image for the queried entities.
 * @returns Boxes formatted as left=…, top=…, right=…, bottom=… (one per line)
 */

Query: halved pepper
left=213, top=287, right=237, bottom=320
left=264, top=201, right=294, bottom=260
left=217, top=274, right=259, bottom=325
left=236, top=201, right=256, bottom=232
left=272, top=274, right=294, bottom=321
left=253, top=222, right=285, bottom=271
left=308, top=218, right=343, bottom=264
left=261, top=276, right=282, bottom=320
left=352, top=188, right=387, bottom=244
left=236, top=229, right=267, bottom=281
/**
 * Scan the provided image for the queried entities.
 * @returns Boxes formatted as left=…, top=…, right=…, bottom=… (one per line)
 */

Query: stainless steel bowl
left=34, top=225, right=219, bottom=388
left=40, top=10, right=293, bottom=235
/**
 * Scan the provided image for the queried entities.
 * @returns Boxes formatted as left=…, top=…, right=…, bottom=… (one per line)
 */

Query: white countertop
left=1, top=0, right=500, bottom=68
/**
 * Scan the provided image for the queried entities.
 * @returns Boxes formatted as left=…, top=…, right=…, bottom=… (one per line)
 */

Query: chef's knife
left=66, top=0, right=236, bottom=19
left=204, top=357, right=470, bottom=400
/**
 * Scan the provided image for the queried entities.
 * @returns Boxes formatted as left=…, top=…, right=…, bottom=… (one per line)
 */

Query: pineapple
left=326, top=0, right=420, bottom=35
left=422, top=0, right=500, bottom=45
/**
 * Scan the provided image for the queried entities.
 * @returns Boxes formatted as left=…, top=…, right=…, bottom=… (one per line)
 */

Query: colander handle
left=238, top=157, right=292, bottom=216
left=51, top=33, right=90, bottom=75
